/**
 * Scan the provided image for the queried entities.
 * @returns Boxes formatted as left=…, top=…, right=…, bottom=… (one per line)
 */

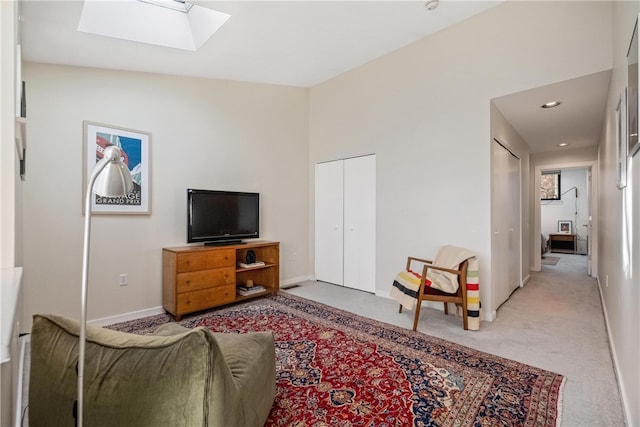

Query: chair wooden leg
left=412, top=300, right=422, bottom=331
left=399, top=304, right=403, bottom=313
left=443, top=302, right=448, bottom=315
left=462, top=303, right=468, bottom=330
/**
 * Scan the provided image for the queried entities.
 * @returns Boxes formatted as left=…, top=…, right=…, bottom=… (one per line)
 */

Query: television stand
left=162, top=241, right=279, bottom=320
left=549, top=233, right=576, bottom=254
left=204, top=239, right=244, bottom=246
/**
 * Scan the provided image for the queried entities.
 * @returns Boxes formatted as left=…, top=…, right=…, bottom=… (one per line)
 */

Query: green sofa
left=29, top=314, right=276, bottom=426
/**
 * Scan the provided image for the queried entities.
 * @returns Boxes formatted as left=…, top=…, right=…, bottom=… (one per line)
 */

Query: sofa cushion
left=29, top=314, right=276, bottom=427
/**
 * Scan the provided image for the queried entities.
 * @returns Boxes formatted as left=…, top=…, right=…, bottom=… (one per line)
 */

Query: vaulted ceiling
left=19, top=0, right=611, bottom=154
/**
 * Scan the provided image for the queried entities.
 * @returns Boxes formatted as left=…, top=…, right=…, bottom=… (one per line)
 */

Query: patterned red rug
left=110, top=293, right=564, bottom=426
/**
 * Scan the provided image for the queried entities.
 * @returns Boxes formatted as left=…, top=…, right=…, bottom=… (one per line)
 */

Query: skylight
left=138, top=0, right=193, bottom=13
left=77, top=0, right=231, bottom=51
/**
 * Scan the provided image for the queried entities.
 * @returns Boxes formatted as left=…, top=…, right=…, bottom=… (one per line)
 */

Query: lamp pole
left=78, top=146, right=132, bottom=427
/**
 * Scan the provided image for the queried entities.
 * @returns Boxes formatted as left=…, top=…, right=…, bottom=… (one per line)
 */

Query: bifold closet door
left=315, top=155, right=376, bottom=293
left=343, top=155, right=376, bottom=292
left=491, top=140, right=521, bottom=310
left=315, top=160, right=344, bottom=285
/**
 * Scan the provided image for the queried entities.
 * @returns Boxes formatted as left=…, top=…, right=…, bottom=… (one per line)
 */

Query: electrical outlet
left=119, top=273, right=128, bottom=286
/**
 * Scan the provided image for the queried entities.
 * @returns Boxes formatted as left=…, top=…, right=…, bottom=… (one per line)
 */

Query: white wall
left=541, top=168, right=589, bottom=254
left=532, top=146, right=598, bottom=165
left=598, top=2, right=640, bottom=424
left=309, top=1, right=612, bottom=320
left=21, top=63, right=310, bottom=328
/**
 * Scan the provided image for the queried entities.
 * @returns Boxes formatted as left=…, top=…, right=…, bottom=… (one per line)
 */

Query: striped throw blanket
left=390, top=245, right=481, bottom=330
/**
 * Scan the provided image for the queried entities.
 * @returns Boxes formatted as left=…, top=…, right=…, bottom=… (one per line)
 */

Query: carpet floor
left=110, top=293, right=565, bottom=426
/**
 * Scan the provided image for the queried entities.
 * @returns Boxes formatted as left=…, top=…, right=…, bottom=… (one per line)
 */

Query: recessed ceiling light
left=557, top=143, right=569, bottom=147
left=541, top=101, right=562, bottom=109
left=425, top=0, right=439, bottom=11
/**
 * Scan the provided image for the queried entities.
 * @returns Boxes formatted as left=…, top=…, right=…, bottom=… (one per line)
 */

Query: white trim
left=281, top=276, right=313, bottom=289
left=88, top=306, right=165, bottom=327
left=596, top=277, right=633, bottom=426
left=88, top=276, right=314, bottom=326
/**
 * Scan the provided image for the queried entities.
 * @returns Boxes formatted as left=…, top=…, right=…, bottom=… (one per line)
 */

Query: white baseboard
left=280, top=275, right=313, bottom=289
left=596, top=277, right=633, bottom=426
left=89, top=306, right=165, bottom=327
left=88, top=277, right=313, bottom=326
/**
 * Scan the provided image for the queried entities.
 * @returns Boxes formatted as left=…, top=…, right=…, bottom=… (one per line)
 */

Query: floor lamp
left=78, top=145, right=133, bottom=427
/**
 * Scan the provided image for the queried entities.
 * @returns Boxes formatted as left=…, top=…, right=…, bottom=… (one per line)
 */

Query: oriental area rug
left=109, top=293, right=564, bottom=426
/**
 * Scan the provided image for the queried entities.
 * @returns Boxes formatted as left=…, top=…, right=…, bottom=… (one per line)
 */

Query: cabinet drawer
left=176, top=249, right=234, bottom=272
left=176, top=285, right=235, bottom=314
left=176, top=268, right=235, bottom=293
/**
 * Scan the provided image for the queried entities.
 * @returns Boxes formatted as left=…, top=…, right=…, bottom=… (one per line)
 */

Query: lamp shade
left=93, top=146, right=134, bottom=197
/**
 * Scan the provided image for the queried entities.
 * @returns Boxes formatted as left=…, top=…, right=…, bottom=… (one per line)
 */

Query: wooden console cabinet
left=162, top=241, right=279, bottom=320
left=549, top=234, right=577, bottom=254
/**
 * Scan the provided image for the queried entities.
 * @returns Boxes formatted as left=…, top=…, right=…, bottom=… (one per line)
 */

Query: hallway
left=285, top=253, right=624, bottom=426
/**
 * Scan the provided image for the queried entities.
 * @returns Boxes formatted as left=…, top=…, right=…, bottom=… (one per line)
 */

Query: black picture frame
left=20, top=81, right=26, bottom=118
left=617, top=89, right=628, bottom=189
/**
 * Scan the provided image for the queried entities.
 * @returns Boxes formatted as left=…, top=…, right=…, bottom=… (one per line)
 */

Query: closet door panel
left=492, top=140, right=521, bottom=310
left=315, top=161, right=344, bottom=285
left=343, top=155, right=376, bottom=292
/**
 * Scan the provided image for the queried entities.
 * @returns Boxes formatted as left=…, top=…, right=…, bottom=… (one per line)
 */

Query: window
left=541, top=171, right=561, bottom=200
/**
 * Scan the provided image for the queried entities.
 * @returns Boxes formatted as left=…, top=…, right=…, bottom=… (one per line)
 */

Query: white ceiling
left=19, top=0, right=611, bottom=154
left=492, top=70, right=612, bottom=154
left=20, top=0, right=504, bottom=87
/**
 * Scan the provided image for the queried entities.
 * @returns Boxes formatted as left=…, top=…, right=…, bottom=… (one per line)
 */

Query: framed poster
left=83, top=121, right=151, bottom=214
left=558, top=220, right=572, bottom=234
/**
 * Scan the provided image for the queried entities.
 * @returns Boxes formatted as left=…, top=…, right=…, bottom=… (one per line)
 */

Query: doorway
left=534, top=161, right=597, bottom=276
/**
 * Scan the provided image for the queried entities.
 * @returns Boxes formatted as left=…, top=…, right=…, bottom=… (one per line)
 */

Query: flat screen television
left=187, top=189, right=259, bottom=245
